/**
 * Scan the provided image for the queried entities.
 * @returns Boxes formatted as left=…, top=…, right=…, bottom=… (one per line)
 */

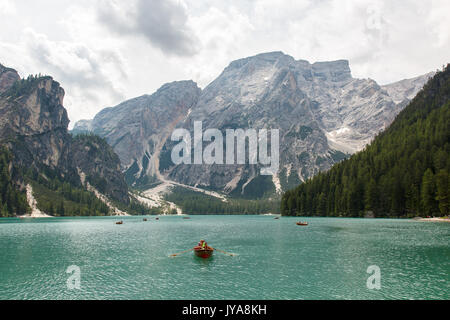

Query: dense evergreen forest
left=0, top=142, right=153, bottom=217
left=165, top=186, right=280, bottom=215
left=281, top=65, right=450, bottom=218
left=26, top=163, right=154, bottom=217
left=29, top=171, right=110, bottom=217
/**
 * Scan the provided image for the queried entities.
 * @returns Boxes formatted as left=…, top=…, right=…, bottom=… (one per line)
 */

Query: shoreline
left=414, top=217, right=450, bottom=223
left=3, top=215, right=450, bottom=220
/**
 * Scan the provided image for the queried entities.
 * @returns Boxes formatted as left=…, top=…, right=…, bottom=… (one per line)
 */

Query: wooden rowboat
left=194, top=246, right=214, bottom=259
left=116, top=221, right=123, bottom=225
left=296, top=222, right=308, bottom=226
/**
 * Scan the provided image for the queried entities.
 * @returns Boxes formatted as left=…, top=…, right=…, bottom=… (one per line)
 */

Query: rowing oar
left=212, top=247, right=235, bottom=257
left=170, top=248, right=194, bottom=257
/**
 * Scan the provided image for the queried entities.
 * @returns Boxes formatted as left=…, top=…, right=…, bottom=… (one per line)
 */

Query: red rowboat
left=194, top=240, right=214, bottom=258
left=194, top=246, right=214, bottom=259
left=296, top=222, right=308, bottom=226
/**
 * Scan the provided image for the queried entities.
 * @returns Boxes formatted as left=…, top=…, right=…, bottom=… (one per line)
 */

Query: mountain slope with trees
left=281, top=64, right=449, bottom=218
left=0, top=63, right=150, bottom=217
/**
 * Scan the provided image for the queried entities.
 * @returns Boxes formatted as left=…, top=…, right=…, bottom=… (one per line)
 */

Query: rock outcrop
left=0, top=64, right=129, bottom=206
left=0, top=64, right=20, bottom=94
left=85, top=81, right=201, bottom=187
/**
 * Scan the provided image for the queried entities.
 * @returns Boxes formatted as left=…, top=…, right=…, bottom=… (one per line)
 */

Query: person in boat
left=198, top=240, right=208, bottom=250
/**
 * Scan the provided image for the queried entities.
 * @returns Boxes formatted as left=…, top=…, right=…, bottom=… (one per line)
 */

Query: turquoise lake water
left=0, top=216, right=448, bottom=300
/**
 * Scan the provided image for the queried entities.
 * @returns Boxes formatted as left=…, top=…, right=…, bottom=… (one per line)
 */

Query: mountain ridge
left=73, top=52, right=434, bottom=198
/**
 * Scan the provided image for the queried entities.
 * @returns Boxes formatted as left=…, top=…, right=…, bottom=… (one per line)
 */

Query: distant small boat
left=183, top=217, right=191, bottom=219
left=274, top=217, right=280, bottom=220
left=296, top=222, right=308, bottom=226
left=155, top=218, right=159, bottom=220
left=143, top=218, right=148, bottom=222
left=116, top=221, right=123, bottom=225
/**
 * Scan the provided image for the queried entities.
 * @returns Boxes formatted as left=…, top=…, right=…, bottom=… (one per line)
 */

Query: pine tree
left=365, top=178, right=378, bottom=213
left=57, top=201, right=65, bottom=216
left=48, top=202, right=54, bottom=216
left=421, top=169, right=438, bottom=216
left=435, top=170, right=449, bottom=216
left=317, top=192, right=327, bottom=216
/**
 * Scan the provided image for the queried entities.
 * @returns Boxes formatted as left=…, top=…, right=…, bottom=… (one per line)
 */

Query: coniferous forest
left=0, top=141, right=153, bottom=217
left=281, top=65, right=450, bottom=218
left=165, top=186, right=280, bottom=215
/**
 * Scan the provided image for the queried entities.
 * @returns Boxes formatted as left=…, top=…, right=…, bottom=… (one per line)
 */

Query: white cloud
left=0, top=0, right=449, bottom=127
left=0, top=27, right=127, bottom=126
left=183, top=6, right=255, bottom=87
left=97, top=0, right=199, bottom=56
left=25, top=29, right=126, bottom=121
left=426, top=0, right=450, bottom=49
left=0, top=0, right=15, bottom=15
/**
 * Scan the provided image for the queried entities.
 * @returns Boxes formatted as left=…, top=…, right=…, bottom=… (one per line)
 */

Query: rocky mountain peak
left=0, top=72, right=68, bottom=138
left=311, top=60, right=352, bottom=82
left=72, top=119, right=93, bottom=133
left=0, top=63, right=20, bottom=93
left=226, top=51, right=293, bottom=70
left=74, top=52, right=434, bottom=198
left=222, top=52, right=352, bottom=84
left=157, top=79, right=200, bottom=93
left=0, top=63, right=130, bottom=207
left=382, top=71, right=436, bottom=104
left=75, top=80, right=202, bottom=185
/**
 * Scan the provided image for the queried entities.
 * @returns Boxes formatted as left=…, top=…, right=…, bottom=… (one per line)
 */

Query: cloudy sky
left=0, top=0, right=449, bottom=127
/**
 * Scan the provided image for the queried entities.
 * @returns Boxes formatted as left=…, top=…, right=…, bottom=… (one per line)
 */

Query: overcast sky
left=0, top=0, right=449, bottom=128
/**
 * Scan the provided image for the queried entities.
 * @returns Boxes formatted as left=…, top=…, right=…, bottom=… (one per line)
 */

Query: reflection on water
left=194, top=256, right=215, bottom=267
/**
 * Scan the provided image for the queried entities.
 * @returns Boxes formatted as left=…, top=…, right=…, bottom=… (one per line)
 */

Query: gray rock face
left=0, top=65, right=129, bottom=204
left=75, top=52, right=434, bottom=198
left=70, top=135, right=129, bottom=204
left=165, top=52, right=433, bottom=196
left=87, top=81, right=201, bottom=186
left=72, top=119, right=93, bottom=134
left=0, top=64, right=20, bottom=94
left=166, top=52, right=345, bottom=195
left=0, top=75, right=69, bottom=169
left=382, top=72, right=436, bottom=104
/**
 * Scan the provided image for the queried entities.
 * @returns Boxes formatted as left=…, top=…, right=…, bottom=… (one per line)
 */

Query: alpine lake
left=0, top=215, right=448, bottom=300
